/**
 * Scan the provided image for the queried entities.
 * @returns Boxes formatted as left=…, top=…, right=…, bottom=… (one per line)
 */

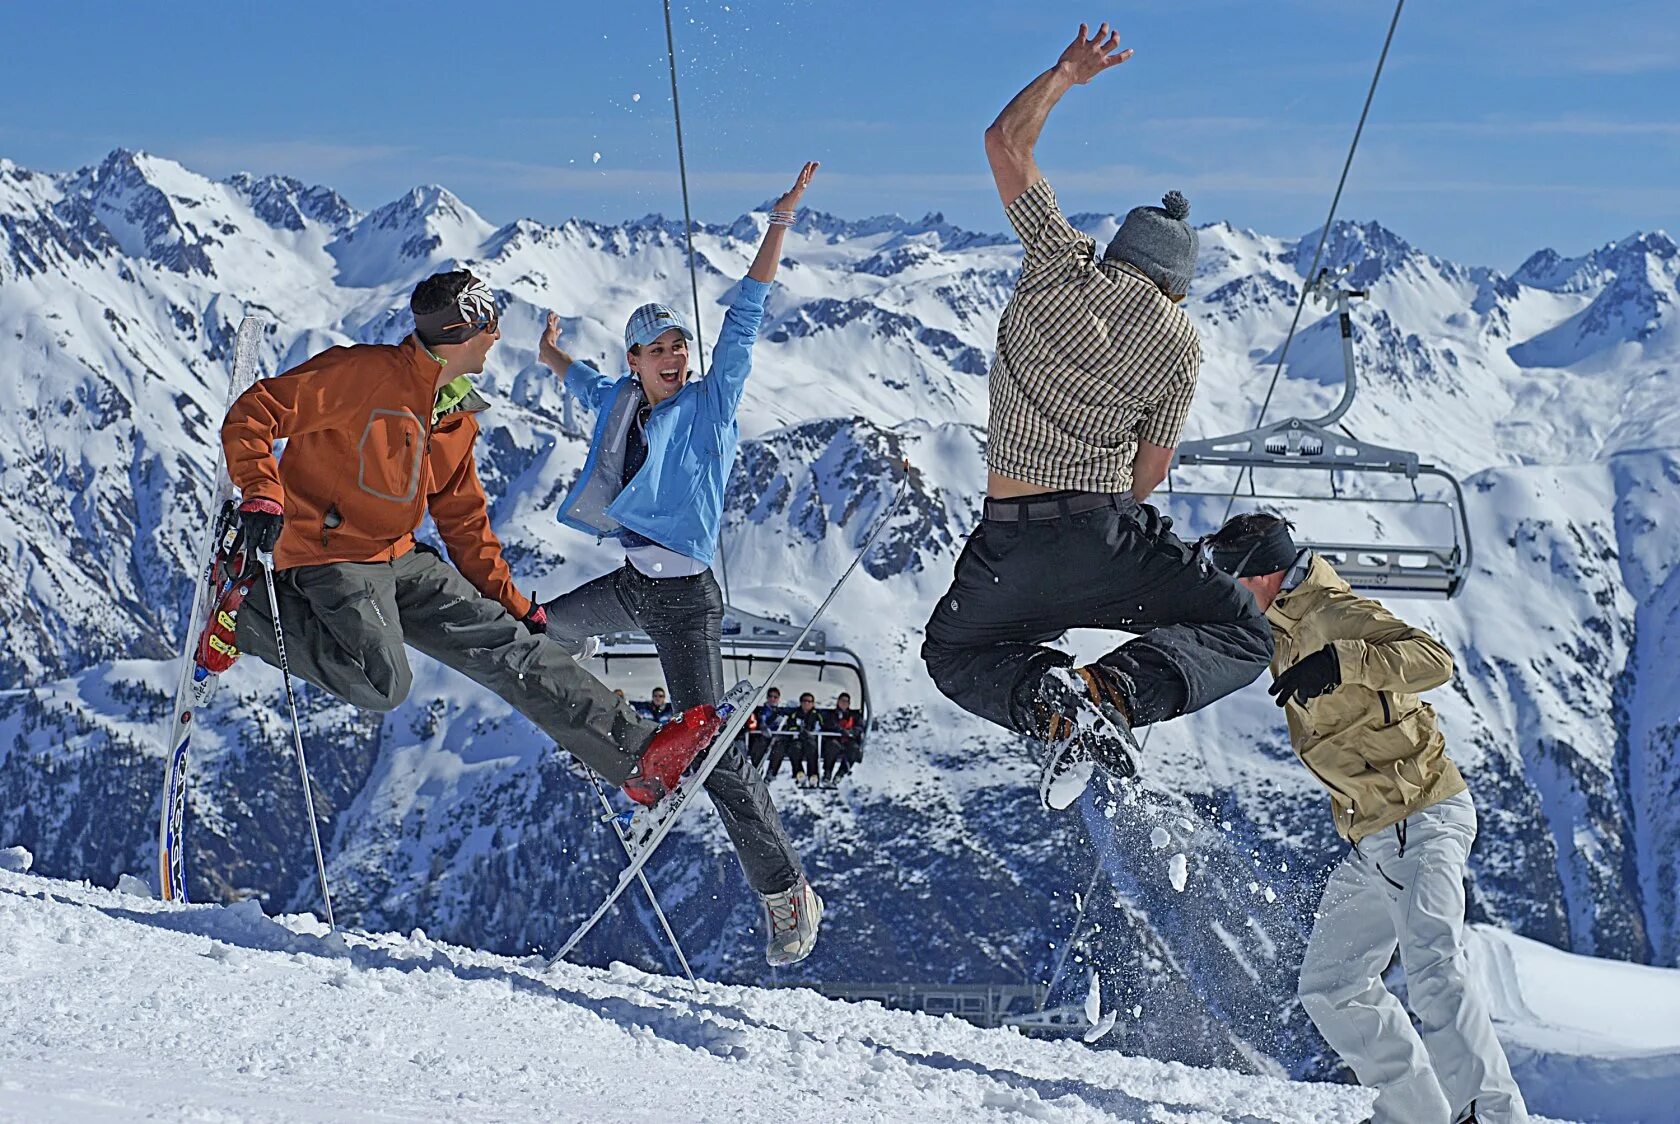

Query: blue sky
left=2, top=1, right=1675, bottom=269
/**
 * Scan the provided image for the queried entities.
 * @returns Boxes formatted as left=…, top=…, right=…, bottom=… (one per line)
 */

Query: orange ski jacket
left=221, top=336, right=533, bottom=619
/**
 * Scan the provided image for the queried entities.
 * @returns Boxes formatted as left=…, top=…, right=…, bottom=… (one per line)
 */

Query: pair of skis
left=548, top=467, right=912, bottom=968
left=157, top=317, right=265, bottom=903
left=156, top=315, right=334, bottom=928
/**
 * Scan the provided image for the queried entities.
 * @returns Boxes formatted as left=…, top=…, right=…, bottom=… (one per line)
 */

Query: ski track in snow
left=0, top=869, right=1409, bottom=1124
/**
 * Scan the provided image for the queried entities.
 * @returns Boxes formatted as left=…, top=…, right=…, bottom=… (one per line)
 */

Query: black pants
left=748, top=732, right=772, bottom=770
left=544, top=564, right=804, bottom=896
left=765, top=735, right=793, bottom=779
left=921, top=492, right=1272, bottom=734
left=822, top=736, right=858, bottom=783
left=794, top=734, right=819, bottom=780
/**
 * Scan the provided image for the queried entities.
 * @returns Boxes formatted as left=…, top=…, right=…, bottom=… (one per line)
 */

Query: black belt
left=982, top=490, right=1136, bottom=523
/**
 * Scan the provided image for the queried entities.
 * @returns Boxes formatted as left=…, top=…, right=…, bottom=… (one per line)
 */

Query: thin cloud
left=1569, top=47, right=1680, bottom=76
left=171, top=139, right=413, bottom=177
left=1387, top=117, right=1680, bottom=140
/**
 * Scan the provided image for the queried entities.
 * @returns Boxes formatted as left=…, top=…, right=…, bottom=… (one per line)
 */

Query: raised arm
left=537, top=313, right=617, bottom=411
left=747, top=161, right=819, bottom=285
left=984, top=23, right=1132, bottom=205
left=699, top=163, right=821, bottom=416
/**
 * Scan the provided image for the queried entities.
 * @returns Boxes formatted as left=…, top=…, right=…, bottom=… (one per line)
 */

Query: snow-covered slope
left=0, top=868, right=1606, bottom=1123
left=1468, top=925, right=1680, bottom=1123
left=2, top=149, right=1679, bottom=1108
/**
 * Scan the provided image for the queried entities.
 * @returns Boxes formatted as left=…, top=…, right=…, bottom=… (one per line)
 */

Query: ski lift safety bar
left=1171, top=425, right=1473, bottom=594
left=1168, top=271, right=1474, bottom=600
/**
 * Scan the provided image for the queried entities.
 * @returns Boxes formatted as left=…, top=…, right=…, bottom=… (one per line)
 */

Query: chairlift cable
left=662, top=0, right=733, bottom=608
left=1223, top=0, right=1405, bottom=520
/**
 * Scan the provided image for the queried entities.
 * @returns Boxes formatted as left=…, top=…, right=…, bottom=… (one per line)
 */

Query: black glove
left=521, top=600, right=549, bottom=637
left=236, top=498, right=284, bottom=555
left=1268, top=646, right=1341, bottom=708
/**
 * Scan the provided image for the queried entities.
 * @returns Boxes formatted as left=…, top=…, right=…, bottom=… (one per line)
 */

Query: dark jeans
left=544, top=564, right=804, bottom=896
left=822, top=737, right=859, bottom=783
left=235, top=546, right=653, bottom=784
left=794, top=735, right=820, bottom=780
left=921, top=492, right=1273, bottom=734
left=748, top=732, right=772, bottom=770
left=764, top=735, right=795, bottom=779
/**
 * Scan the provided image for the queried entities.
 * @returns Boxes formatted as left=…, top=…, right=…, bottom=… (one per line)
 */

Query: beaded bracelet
left=768, top=209, right=798, bottom=227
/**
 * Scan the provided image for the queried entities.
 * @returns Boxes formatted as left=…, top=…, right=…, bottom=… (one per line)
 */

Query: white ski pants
left=1298, top=791, right=1529, bottom=1124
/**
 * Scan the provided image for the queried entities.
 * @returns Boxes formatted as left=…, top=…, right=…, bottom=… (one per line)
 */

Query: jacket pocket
left=1362, top=705, right=1430, bottom=765
left=358, top=408, right=425, bottom=503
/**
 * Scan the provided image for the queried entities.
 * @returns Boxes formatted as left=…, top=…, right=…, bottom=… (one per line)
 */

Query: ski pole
left=585, top=770, right=698, bottom=990
left=1042, top=858, right=1105, bottom=1010
left=258, top=552, right=336, bottom=930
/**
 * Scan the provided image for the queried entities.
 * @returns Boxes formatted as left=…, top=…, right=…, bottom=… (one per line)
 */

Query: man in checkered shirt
left=922, top=22, right=1273, bottom=810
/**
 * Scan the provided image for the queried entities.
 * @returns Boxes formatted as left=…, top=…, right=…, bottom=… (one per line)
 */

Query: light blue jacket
left=555, top=277, right=770, bottom=566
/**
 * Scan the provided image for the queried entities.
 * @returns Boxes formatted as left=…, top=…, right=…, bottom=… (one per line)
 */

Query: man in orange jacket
left=209, top=270, right=715, bottom=806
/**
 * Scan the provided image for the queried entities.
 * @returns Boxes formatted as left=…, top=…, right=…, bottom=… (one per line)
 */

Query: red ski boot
left=194, top=541, right=258, bottom=674
left=192, top=499, right=277, bottom=675
left=622, top=705, right=722, bottom=807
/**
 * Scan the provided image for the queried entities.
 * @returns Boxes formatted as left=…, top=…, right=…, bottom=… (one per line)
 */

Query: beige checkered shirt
left=987, top=178, right=1201, bottom=493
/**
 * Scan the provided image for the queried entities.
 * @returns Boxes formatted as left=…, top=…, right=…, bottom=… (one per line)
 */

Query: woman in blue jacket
left=536, top=163, right=821, bottom=967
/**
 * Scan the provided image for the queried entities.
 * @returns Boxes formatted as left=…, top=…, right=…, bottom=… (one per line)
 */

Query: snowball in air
left=592, top=152, right=602, bottom=164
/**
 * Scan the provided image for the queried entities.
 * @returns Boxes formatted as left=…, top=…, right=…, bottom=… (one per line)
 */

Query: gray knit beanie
left=1104, top=191, right=1198, bottom=297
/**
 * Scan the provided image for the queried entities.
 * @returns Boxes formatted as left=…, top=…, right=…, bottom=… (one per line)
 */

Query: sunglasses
left=439, top=316, right=499, bottom=336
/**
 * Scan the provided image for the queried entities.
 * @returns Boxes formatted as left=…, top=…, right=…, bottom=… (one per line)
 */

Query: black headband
left=1208, top=521, right=1298, bottom=577
left=413, top=277, right=498, bottom=347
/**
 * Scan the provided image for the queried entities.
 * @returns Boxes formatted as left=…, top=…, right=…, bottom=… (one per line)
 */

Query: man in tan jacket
left=1206, top=513, right=1527, bottom=1124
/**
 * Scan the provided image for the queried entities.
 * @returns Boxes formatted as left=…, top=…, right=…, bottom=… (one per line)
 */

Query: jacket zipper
left=1379, top=690, right=1392, bottom=725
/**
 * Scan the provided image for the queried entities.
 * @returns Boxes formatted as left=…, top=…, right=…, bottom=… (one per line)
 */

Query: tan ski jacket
left=1265, top=555, right=1467, bottom=843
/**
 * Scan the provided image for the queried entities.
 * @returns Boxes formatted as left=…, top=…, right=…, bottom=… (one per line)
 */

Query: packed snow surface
left=0, top=869, right=1628, bottom=1123
left=12, top=870, right=1678, bottom=1122
left=1, top=869, right=1389, bottom=1123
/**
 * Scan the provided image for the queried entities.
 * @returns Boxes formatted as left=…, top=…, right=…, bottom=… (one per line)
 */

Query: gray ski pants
left=1299, top=791, right=1529, bottom=1124
left=235, top=546, right=655, bottom=784
left=543, top=564, right=804, bottom=897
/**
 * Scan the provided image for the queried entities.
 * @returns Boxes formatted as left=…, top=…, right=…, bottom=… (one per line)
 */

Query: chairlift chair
left=1166, top=269, right=1473, bottom=598
left=581, top=604, right=872, bottom=745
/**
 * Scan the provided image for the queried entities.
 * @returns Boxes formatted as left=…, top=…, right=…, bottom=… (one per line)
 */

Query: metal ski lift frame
left=587, top=604, right=874, bottom=743
left=1169, top=268, right=1473, bottom=598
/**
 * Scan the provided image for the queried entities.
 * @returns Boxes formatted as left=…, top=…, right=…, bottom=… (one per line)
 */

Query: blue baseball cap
left=624, top=303, right=694, bottom=351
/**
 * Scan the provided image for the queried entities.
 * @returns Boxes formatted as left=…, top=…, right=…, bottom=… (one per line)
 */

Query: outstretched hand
left=774, top=161, right=820, bottom=214
left=538, top=311, right=570, bottom=373
left=1057, top=22, right=1132, bottom=85
left=751, top=162, right=820, bottom=283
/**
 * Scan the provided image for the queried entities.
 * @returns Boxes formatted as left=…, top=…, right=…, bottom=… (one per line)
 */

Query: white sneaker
left=762, top=877, right=822, bottom=966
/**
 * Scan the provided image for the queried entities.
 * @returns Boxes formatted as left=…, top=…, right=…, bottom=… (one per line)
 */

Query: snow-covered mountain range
left=1, top=148, right=1677, bottom=1112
